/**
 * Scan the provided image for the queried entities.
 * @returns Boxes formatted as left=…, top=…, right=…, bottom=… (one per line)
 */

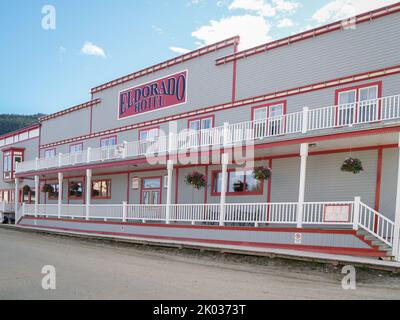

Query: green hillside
left=0, top=114, right=44, bottom=136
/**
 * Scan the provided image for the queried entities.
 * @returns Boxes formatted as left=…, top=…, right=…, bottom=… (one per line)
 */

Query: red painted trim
left=91, top=37, right=239, bottom=94
left=91, top=179, right=112, bottom=200
left=19, top=220, right=385, bottom=257
left=216, top=2, right=400, bottom=65
left=375, top=147, right=383, bottom=212
left=210, top=168, right=264, bottom=197
left=39, top=99, right=101, bottom=122
left=39, top=64, right=400, bottom=150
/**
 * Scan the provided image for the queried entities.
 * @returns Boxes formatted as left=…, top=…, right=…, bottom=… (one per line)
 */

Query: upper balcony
left=15, top=94, right=400, bottom=175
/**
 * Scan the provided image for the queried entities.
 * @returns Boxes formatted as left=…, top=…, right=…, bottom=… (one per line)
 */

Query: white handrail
left=358, top=202, right=395, bottom=247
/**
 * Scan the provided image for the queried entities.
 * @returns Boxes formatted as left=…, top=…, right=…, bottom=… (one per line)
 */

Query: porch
left=13, top=127, right=400, bottom=260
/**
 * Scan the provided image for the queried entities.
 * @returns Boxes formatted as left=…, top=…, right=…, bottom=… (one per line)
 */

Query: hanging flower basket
left=42, top=184, right=54, bottom=194
left=22, top=185, right=31, bottom=195
left=185, top=171, right=207, bottom=190
left=252, top=166, right=272, bottom=181
left=341, top=157, right=364, bottom=174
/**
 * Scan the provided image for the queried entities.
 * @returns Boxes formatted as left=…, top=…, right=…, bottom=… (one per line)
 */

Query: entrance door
left=141, top=178, right=162, bottom=205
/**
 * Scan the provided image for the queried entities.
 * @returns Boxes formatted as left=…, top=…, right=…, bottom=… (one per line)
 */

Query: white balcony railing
left=15, top=95, right=400, bottom=174
left=21, top=198, right=397, bottom=251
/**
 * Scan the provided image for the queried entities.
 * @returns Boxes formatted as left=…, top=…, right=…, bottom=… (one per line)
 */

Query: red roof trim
left=216, top=2, right=400, bottom=65
left=0, top=124, right=40, bottom=141
left=39, top=64, right=400, bottom=149
left=39, top=99, right=102, bottom=122
left=90, top=36, right=240, bottom=94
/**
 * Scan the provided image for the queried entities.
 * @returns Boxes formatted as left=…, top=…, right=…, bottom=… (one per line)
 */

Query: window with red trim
left=100, top=136, right=117, bottom=148
left=252, top=102, right=286, bottom=137
left=212, top=169, right=263, bottom=196
left=188, top=116, right=214, bottom=131
left=3, top=148, right=24, bottom=180
left=70, top=143, right=83, bottom=153
left=335, top=82, right=382, bottom=125
left=44, top=149, right=56, bottom=158
left=139, top=127, right=160, bottom=141
left=92, top=180, right=111, bottom=199
left=69, top=180, right=84, bottom=199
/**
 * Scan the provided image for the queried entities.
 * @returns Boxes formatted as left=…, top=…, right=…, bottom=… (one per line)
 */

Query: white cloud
left=312, top=0, right=397, bottom=23
left=152, top=25, right=164, bottom=35
left=192, top=15, right=271, bottom=50
left=228, top=0, right=300, bottom=16
left=81, top=41, right=106, bottom=58
left=272, top=0, right=301, bottom=15
left=229, top=0, right=276, bottom=17
left=169, top=46, right=191, bottom=54
left=277, top=18, right=294, bottom=28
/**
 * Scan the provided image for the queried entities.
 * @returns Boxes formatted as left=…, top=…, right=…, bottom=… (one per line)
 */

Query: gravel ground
left=0, top=227, right=399, bottom=300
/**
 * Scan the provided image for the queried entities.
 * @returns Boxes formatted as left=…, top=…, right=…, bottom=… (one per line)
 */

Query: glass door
left=267, top=104, right=284, bottom=136
left=338, top=90, right=356, bottom=126
left=358, top=86, right=378, bottom=123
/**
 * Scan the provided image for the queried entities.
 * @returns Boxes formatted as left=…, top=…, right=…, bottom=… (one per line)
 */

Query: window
left=92, top=180, right=111, bottom=199
left=3, top=149, right=24, bottom=180
left=188, top=116, right=214, bottom=131
left=70, top=143, right=83, bottom=153
left=100, top=136, right=117, bottom=148
left=69, top=181, right=84, bottom=199
left=48, top=184, right=59, bottom=200
left=44, top=149, right=56, bottom=158
left=139, top=127, right=160, bottom=141
left=252, top=102, right=285, bottom=137
left=336, top=82, right=381, bottom=125
left=212, top=169, right=263, bottom=196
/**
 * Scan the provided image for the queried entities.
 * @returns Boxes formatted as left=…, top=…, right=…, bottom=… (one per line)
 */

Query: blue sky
left=0, top=0, right=396, bottom=115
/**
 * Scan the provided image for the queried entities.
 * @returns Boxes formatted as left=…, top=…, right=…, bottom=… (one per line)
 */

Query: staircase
left=356, top=230, right=394, bottom=260
left=355, top=201, right=398, bottom=261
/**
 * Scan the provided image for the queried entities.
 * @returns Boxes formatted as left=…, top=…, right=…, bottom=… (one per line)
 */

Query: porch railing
left=15, top=95, right=400, bottom=174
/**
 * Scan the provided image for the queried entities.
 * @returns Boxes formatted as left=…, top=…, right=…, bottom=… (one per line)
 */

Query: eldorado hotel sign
left=119, top=70, right=187, bottom=119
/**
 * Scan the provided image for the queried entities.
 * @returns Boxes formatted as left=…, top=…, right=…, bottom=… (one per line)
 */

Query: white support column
left=353, top=196, right=361, bottom=231
left=14, top=177, right=19, bottom=217
left=34, top=175, right=39, bottom=218
left=219, top=153, right=229, bottom=226
left=302, top=107, right=309, bottom=134
left=165, top=160, right=174, bottom=225
left=297, top=143, right=309, bottom=228
left=85, top=169, right=92, bottom=221
left=57, top=172, right=63, bottom=219
left=122, top=201, right=127, bottom=223
left=393, top=134, right=400, bottom=261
